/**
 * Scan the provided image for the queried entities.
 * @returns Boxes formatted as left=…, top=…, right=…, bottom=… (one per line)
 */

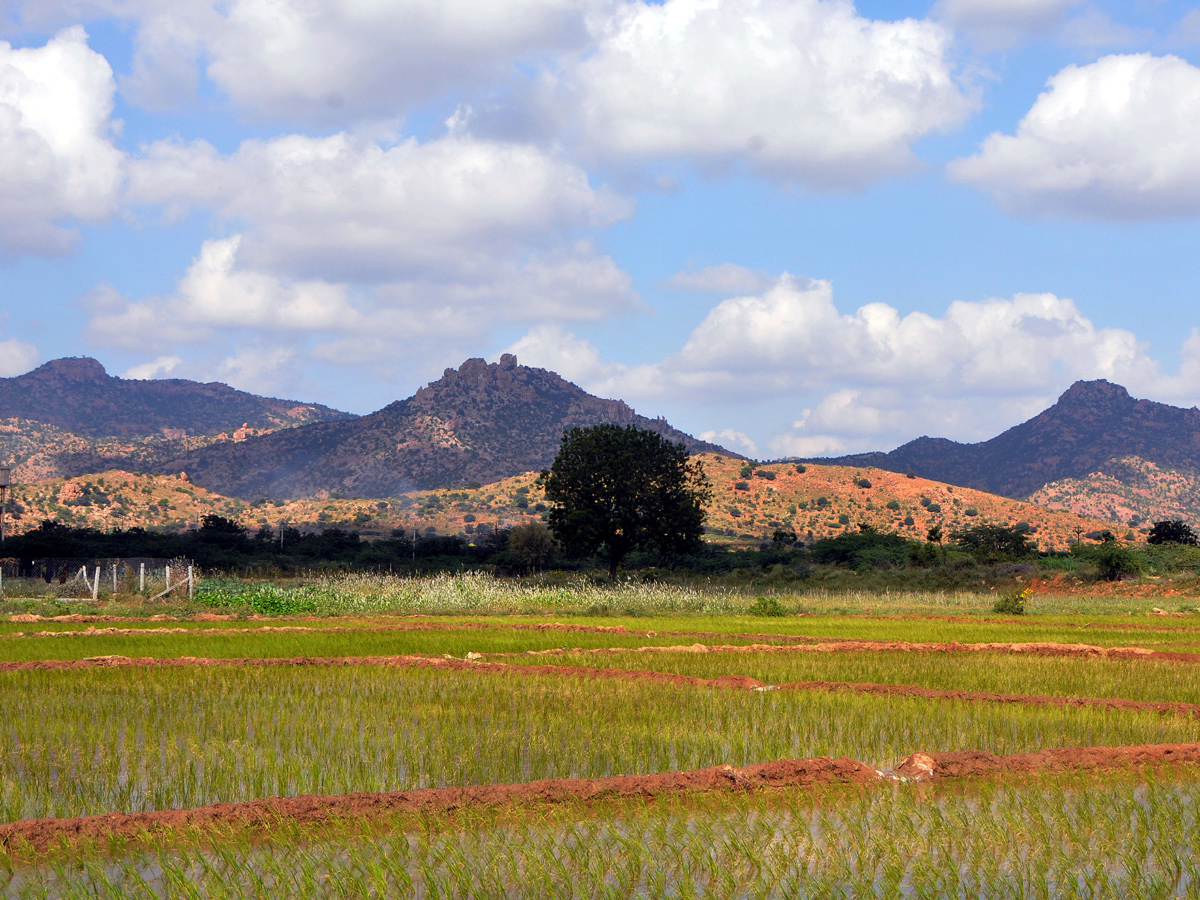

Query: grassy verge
left=3, top=664, right=1198, bottom=822
left=6, top=768, right=1200, bottom=898
left=6, top=570, right=1199, bottom=622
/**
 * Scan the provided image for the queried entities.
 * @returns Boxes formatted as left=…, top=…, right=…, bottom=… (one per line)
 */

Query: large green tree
left=539, top=425, right=711, bottom=578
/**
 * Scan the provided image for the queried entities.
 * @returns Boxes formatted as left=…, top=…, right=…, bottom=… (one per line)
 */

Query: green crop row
left=7, top=769, right=1200, bottom=898
left=0, top=623, right=776, bottom=665
left=2, top=664, right=1198, bottom=823
left=542, top=646, right=1200, bottom=706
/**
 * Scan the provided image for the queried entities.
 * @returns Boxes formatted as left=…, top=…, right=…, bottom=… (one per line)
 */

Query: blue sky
left=2, top=0, right=1200, bottom=459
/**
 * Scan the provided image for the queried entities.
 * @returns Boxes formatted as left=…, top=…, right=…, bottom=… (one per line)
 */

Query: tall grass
left=2, top=664, right=1197, bottom=822
left=7, top=769, right=1200, bottom=898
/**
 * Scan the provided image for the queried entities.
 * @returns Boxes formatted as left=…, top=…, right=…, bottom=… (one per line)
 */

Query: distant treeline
left=4, top=517, right=1197, bottom=588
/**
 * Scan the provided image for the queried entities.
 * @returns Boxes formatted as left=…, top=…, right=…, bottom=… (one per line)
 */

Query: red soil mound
left=0, top=757, right=877, bottom=854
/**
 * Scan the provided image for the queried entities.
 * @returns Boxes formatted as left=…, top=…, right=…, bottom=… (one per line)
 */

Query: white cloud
left=0, top=335, right=40, bottom=376
left=202, top=0, right=600, bottom=121
left=88, top=236, right=360, bottom=349
left=935, top=0, right=1083, bottom=49
left=122, top=355, right=182, bottom=379
left=216, top=345, right=298, bottom=396
left=510, top=272, right=1200, bottom=456
left=0, top=27, right=123, bottom=255
left=699, top=428, right=758, bottom=457
left=663, top=264, right=774, bottom=294
left=950, top=54, right=1200, bottom=219
left=112, top=131, right=639, bottom=373
left=13, top=0, right=602, bottom=119
left=568, top=0, right=974, bottom=186
left=128, top=132, right=631, bottom=282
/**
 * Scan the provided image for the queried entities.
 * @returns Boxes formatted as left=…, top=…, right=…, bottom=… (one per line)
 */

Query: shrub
left=754, top=470, right=776, bottom=480
left=926, top=503, right=942, bottom=513
left=993, top=587, right=1030, bottom=615
left=886, top=500, right=901, bottom=511
left=794, top=465, right=807, bottom=474
left=964, top=507, right=978, bottom=517
left=734, top=481, right=750, bottom=491
left=747, top=596, right=787, bottom=617
left=855, top=478, right=872, bottom=489
left=1093, top=543, right=1141, bottom=581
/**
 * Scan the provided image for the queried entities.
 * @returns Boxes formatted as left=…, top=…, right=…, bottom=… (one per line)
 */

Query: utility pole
left=0, top=467, right=10, bottom=544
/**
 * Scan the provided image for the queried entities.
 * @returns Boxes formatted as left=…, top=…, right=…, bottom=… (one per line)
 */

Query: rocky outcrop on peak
left=161, top=355, right=735, bottom=499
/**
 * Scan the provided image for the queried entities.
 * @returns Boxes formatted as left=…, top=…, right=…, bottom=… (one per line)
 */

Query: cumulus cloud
left=202, top=0, right=600, bottom=120
left=128, top=132, right=632, bottom=282
left=951, top=54, right=1200, bottom=218
left=934, top=0, right=1083, bottom=49
left=509, top=272, right=1200, bottom=457
left=568, top=0, right=975, bottom=186
left=14, top=0, right=602, bottom=119
left=0, top=334, right=40, bottom=376
left=122, top=355, right=182, bottom=379
left=0, top=27, right=123, bottom=255
left=88, top=236, right=360, bottom=349
left=698, top=428, right=758, bottom=457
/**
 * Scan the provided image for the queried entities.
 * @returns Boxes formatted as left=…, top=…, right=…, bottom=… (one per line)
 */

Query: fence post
left=165, top=566, right=171, bottom=590
left=91, top=567, right=99, bottom=601
left=112, top=564, right=117, bottom=593
left=139, top=563, right=145, bottom=593
left=187, top=565, right=194, bottom=600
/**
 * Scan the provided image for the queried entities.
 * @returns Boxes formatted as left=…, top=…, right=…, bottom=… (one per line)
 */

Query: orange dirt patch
left=7, top=743, right=1200, bottom=854
left=0, top=756, right=878, bottom=854
left=893, top=743, right=1200, bottom=781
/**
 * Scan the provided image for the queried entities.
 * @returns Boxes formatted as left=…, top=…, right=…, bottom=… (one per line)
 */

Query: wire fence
left=0, top=557, right=195, bottom=600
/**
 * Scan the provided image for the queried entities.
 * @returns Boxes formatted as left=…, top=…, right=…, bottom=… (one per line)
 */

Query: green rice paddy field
left=5, top=574, right=1200, bottom=897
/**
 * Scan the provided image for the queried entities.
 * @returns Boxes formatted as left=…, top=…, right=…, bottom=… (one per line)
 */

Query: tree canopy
left=539, top=424, right=711, bottom=578
left=1147, top=519, right=1199, bottom=546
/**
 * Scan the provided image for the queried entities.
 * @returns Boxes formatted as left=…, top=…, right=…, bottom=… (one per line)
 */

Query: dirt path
left=5, top=743, right=1200, bottom=854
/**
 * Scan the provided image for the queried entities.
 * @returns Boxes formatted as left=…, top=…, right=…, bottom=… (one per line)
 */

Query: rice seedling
left=0, top=623, right=773, bottom=665
left=8, top=768, right=1200, bottom=899
left=541, top=646, right=1200, bottom=706
left=2, top=664, right=1197, bottom=823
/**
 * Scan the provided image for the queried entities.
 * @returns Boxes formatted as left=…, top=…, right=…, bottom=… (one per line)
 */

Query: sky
left=2, top=0, right=1200, bottom=460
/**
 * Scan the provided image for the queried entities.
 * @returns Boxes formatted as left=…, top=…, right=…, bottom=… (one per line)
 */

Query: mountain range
left=0, top=357, right=353, bottom=437
left=813, top=380, right=1200, bottom=505
left=4, top=358, right=1200, bottom=524
left=0, top=355, right=730, bottom=498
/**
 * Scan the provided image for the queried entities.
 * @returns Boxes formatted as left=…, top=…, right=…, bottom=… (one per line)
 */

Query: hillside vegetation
left=0, top=455, right=1123, bottom=552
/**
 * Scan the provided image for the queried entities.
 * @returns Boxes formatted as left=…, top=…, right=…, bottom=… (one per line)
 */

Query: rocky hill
left=0, top=358, right=354, bottom=437
left=3, top=459, right=1120, bottom=552
left=812, top=381, right=1200, bottom=501
left=158, top=355, right=733, bottom=499
left=1029, top=456, right=1200, bottom=528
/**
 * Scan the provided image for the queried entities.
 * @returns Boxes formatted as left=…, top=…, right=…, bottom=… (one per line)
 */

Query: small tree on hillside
left=1147, top=520, right=1199, bottom=546
left=539, top=425, right=711, bottom=578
